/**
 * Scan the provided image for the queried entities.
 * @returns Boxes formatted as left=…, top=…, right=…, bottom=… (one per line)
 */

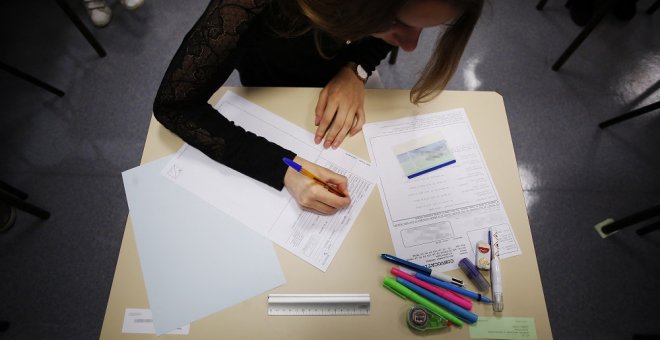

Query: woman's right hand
left=283, top=156, right=351, bottom=214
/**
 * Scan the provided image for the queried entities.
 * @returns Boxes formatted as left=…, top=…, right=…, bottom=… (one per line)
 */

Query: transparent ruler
left=267, top=294, right=370, bottom=316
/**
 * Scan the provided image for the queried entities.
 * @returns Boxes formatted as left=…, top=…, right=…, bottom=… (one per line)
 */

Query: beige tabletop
left=100, top=87, right=552, bottom=339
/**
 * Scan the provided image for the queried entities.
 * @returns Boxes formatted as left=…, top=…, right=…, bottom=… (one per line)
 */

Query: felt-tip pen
left=414, top=272, right=492, bottom=303
left=383, top=277, right=463, bottom=327
left=380, top=253, right=464, bottom=287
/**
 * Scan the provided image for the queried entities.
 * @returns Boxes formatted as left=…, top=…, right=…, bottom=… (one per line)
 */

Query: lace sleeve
left=153, top=0, right=295, bottom=190
left=346, top=37, right=394, bottom=77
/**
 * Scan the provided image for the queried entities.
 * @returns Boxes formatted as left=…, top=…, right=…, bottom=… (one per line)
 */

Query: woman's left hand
left=314, top=66, right=366, bottom=149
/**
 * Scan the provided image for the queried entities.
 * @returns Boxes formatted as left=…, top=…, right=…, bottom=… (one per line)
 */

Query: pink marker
left=391, top=267, right=473, bottom=310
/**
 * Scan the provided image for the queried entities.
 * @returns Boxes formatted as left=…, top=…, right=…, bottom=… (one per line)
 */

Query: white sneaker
left=83, top=0, right=112, bottom=27
left=121, top=0, right=144, bottom=10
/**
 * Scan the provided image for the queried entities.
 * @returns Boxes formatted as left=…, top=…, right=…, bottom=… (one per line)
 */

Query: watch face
left=356, top=65, right=368, bottom=80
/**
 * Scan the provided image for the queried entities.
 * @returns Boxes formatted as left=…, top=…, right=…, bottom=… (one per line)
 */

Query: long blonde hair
left=271, top=0, right=484, bottom=104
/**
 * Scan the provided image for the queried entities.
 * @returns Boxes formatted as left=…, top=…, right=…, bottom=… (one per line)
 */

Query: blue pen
left=282, top=157, right=345, bottom=197
left=381, top=253, right=464, bottom=286
left=396, top=277, right=479, bottom=324
left=414, top=272, right=492, bottom=303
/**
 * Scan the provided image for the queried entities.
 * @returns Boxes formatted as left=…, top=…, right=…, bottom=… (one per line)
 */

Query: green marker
left=383, top=277, right=464, bottom=327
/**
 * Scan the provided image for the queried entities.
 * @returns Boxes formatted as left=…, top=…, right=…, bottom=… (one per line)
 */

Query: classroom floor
left=1, top=0, right=659, bottom=339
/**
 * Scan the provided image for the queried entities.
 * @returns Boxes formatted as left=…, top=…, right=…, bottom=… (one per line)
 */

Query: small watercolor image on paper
left=393, top=133, right=456, bottom=179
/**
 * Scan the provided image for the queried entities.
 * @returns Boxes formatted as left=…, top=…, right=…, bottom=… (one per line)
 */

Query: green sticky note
left=469, top=317, right=537, bottom=340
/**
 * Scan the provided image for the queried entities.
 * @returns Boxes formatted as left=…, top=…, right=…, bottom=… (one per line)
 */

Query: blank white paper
left=122, top=156, right=285, bottom=335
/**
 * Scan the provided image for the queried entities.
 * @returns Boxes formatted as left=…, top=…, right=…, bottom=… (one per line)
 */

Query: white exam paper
left=363, top=108, right=521, bottom=272
left=161, top=92, right=375, bottom=271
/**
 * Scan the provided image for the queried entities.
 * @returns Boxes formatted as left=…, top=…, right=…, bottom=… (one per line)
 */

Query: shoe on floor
left=83, top=0, right=112, bottom=27
left=121, top=0, right=144, bottom=10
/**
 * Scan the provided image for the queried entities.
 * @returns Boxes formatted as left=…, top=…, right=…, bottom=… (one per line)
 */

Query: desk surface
left=100, top=87, right=552, bottom=339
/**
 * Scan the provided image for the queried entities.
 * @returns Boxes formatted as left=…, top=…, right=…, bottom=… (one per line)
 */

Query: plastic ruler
left=267, top=294, right=370, bottom=316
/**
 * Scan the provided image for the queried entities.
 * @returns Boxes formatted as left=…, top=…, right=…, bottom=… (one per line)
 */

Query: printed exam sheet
left=161, top=91, right=375, bottom=272
left=362, top=108, right=521, bottom=273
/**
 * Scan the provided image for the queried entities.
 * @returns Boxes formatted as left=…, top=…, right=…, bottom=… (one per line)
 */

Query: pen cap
left=458, top=258, right=490, bottom=292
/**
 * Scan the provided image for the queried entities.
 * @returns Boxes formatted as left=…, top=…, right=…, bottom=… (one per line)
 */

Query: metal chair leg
left=552, top=0, right=616, bottom=71
left=0, top=320, right=9, bottom=333
left=598, top=101, right=660, bottom=128
left=55, top=0, right=107, bottom=58
left=0, top=182, right=50, bottom=220
left=0, top=61, right=65, bottom=97
left=0, top=181, right=28, bottom=200
left=647, top=0, right=660, bottom=14
left=636, top=221, right=660, bottom=235
left=595, top=204, right=660, bottom=237
left=536, top=0, right=549, bottom=10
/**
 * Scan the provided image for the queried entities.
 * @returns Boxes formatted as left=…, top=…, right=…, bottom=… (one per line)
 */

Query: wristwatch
left=348, top=62, right=368, bottom=84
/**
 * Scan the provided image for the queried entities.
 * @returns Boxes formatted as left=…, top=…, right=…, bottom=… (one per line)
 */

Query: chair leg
left=0, top=320, right=9, bottom=333
left=536, top=0, right=549, bottom=10
left=0, top=61, right=65, bottom=97
left=636, top=221, right=660, bottom=236
left=55, top=0, right=107, bottom=58
left=647, top=0, right=660, bottom=14
left=388, top=47, right=399, bottom=65
left=598, top=100, right=660, bottom=128
left=0, top=181, right=29, bottom=200
left=0, top=185, right=50, bottom=220
left=598, top=204, right=660, bottom=236
left=551, top=0, right=616, bottom=71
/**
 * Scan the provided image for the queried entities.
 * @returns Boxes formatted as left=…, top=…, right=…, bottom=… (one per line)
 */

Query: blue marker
left=415, top=272, right=492, bottom=303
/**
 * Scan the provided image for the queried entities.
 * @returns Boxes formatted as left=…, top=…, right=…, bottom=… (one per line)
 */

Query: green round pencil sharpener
left=406, top=304, right=449, bottom=331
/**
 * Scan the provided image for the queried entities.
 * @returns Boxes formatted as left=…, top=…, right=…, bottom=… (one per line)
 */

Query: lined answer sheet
left=161, top=92, right=375, bottom=271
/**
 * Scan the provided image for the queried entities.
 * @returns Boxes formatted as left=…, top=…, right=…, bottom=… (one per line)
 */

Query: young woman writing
left=153, top=0, right=483, bottom=214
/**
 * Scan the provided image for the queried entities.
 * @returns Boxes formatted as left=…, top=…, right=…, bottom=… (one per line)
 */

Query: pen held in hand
left=282, top=157, right=346, bottom=197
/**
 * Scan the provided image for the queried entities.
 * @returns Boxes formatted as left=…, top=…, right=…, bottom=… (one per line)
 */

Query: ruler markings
left=267, top=294, right=370, bottom=316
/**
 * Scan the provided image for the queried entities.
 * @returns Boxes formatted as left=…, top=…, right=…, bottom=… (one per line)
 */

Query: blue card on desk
left=122, top=157, right=285, bottom=335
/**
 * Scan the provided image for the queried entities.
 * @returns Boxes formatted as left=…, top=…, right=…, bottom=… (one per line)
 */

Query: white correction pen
left=490, top=228, right=504, bottom=312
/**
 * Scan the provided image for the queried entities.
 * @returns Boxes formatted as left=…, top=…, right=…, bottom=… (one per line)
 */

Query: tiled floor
left=1, top=0, right=659, bottom=339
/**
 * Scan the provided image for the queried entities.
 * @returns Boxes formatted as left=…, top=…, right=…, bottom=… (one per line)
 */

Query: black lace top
left=153, top=0, right=393, bottom=189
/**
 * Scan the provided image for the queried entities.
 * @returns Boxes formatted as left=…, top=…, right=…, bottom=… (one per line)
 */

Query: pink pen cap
left=390, top=267, right=473, bottom=310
